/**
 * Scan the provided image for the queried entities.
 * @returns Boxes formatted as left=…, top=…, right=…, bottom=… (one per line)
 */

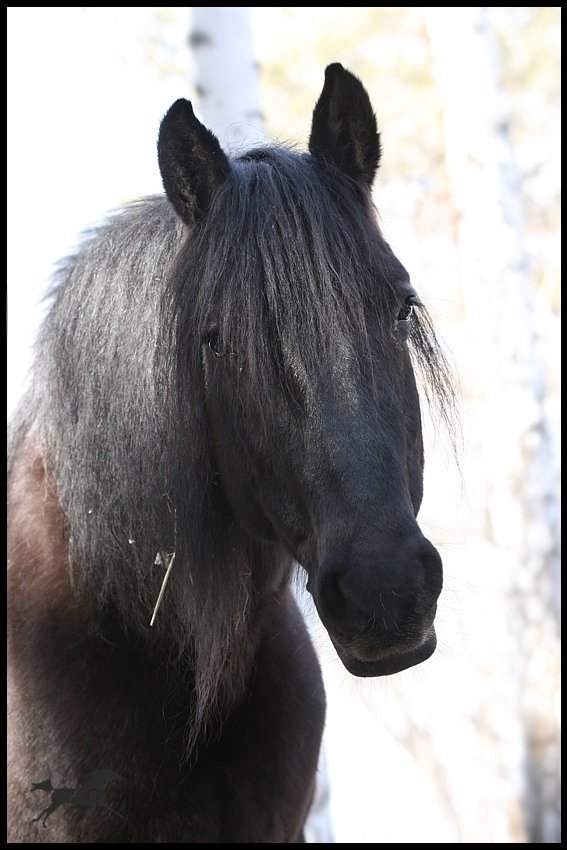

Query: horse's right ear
left=158, top=99, right=230, bottom=227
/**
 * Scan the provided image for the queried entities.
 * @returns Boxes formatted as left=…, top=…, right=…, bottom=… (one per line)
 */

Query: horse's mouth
left=330, top=627, right=438, bottom=678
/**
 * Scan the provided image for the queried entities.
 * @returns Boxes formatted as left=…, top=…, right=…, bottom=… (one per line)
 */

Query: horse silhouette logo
left=30, top=768, right=124, bottom=827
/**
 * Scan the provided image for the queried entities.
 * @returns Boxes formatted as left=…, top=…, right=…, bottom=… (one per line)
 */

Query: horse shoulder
left=7, top=433, right=81, bottom=841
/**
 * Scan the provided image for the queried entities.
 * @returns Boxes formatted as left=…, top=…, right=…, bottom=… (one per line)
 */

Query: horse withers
left=7, top=63, right=453, bottom=842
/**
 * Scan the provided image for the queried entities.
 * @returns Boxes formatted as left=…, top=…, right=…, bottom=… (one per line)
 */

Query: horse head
left=158, top=63, right=449, bottom=678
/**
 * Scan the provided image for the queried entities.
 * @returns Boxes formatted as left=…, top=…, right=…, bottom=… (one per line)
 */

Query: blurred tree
left=188, top=6, right=265, bottom=152
left=424, top=7, right=561, bottom=843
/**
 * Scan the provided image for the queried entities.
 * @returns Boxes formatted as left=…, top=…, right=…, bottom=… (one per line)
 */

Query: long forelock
left=172, top=148, right=388, bottom=397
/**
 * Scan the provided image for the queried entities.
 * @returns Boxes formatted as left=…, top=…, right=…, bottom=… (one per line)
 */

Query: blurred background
left=7, top=7, right=561, bottom=843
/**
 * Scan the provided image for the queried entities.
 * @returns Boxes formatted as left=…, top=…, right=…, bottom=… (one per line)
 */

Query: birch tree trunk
left=189, top=7, right=266, bottom=152
left=424, top=8, right=561, bottom=842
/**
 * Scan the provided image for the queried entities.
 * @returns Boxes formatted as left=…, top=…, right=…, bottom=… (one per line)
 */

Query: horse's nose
left=315, top=533, right=443, bottom=636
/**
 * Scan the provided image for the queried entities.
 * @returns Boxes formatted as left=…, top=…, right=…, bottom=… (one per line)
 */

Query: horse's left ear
left=308, top=63, right=381, bottom=189
left=158, top=99, right=230, bottom=227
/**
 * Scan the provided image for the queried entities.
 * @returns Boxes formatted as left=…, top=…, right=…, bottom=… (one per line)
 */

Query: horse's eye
left=205, top=330, right=223, bottom=357
left=396, top=295, right=418, bottom=323
left=205, top=330, right=238, bottom=360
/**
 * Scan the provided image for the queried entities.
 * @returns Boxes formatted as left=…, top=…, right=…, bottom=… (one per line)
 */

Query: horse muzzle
left=309, top=532, right=443, bottom=677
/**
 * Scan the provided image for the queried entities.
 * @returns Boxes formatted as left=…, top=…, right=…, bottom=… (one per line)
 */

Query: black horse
left=7, top=63, right=454, bottom=841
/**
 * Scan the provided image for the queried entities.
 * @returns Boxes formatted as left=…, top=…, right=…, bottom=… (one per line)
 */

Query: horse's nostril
left=317, top=568, right=370, bottom=630
left=414, top=538, right=443, bottom=612
left=315, top=536, right=443, bottom=637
